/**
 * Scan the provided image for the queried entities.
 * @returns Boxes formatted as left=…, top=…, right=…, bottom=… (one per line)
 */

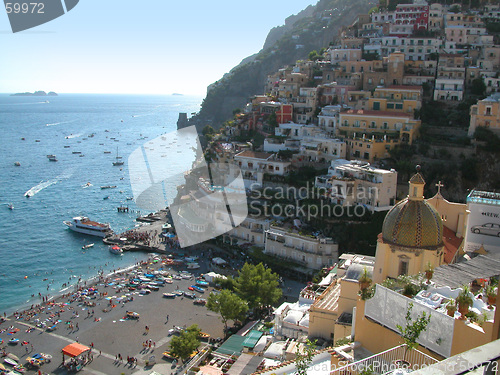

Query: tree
left=295, top=339, right=317, bottom=375
left=470, top=78, right=486, bottom=97
left=206, top=290, right=248, bottom=331
left=396, top=303, right=431, bottom=362
left=169, top=324, right=201, bottom=362
left=233, top=262, right=282, bottom=313
left=202, top=125, right=215, bottom=136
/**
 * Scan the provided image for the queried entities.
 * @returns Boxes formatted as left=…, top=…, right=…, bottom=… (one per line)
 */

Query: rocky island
left=11, top=90, right=58, bottom=96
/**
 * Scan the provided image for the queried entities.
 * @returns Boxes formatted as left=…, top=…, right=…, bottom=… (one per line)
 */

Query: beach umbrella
left=7, top=353, right=19, bottom=361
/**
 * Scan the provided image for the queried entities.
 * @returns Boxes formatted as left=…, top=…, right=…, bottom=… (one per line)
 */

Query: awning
left=62, top=343, right=91, bottom=358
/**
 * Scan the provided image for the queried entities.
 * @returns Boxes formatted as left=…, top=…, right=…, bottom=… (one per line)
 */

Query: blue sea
left=0, top=93, right=202, bottom=315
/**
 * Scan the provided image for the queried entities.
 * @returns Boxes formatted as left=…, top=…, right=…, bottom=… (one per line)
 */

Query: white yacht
left=63, top=216, right=112, bottom=237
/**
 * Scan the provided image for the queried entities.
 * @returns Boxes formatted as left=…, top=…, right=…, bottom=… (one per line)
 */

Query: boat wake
left=24, top=179, right=57, bottom=197
left=65, top=133, right=82, bottom=139
left=46, top=120, right=76, bottom=127
left=24, top=169, right=74, bottom=197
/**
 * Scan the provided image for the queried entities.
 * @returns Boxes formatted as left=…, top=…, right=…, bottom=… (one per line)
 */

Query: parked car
left=471, top=223, right=500, bottom=237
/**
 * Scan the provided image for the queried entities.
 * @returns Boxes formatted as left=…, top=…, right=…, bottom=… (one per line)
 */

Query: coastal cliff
left=193, top=0, right=375, bottom=127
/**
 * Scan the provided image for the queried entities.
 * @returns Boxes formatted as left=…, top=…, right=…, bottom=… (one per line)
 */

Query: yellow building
left=468, top=93, right=500, bottom=136
left=369, top=85, right=422, bottom=113
left=338, top=109, right=421, bottom=144
left=373, top=171, right=445, bottom=284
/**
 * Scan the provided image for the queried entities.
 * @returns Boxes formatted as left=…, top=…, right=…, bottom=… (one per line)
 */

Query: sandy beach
left=0, top=219, right=226, bottom=375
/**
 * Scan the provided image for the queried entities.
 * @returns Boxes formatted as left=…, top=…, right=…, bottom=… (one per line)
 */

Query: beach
left=0, top=249, right=226, bottom=375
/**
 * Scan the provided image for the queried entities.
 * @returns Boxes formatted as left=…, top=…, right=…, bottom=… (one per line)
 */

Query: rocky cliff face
left=193, top=0, right=375, bottom=127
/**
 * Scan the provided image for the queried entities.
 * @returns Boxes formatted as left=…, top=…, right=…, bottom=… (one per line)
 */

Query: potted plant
left=403, top=283, right=418, bottom=298
left=446, top=298, right=457, bottom=317
left=424, top=262, right=434, bottom=284
left=358, top=267, right=372, bottom=291
left=456, top=285, right=473, bottom=320
left=486, top=285, right=497, bottom=308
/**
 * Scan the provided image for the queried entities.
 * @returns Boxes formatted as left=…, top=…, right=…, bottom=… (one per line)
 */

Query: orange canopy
left=62, top=342, right=90, bottom=358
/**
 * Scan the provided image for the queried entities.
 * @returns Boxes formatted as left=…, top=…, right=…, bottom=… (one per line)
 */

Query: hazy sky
left=0, top=0, right=317, bottom=95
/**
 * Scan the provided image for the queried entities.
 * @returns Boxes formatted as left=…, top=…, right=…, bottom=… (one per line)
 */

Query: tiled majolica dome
left=382, top=171, right=443, bottom=248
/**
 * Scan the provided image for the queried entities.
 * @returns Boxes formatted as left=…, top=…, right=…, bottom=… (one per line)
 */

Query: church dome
left=382, top=169, right=443, bottom=248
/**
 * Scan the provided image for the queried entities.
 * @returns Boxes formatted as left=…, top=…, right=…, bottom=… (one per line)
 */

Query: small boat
left=82, top=243, right=94, bottom=249
left=72, top=151, right=82, bottom=154
left=8, top=338, right=19, bottom=345
left=64, top=145, right=70, bottom=148
left=48, top=155, right=57, bottom=162
left=192, top=285, right=204, bottom=293
left=198, top=332, right=210, bottom=339
left=126, top=197, right=133, bottom=201
left=104, top=151, right=111, bottom=154
left=103, top=196, right=109, bottom=200
left=7, top=203, right=14, bottom=210
left=195, top=280, right=209, bottom=287
left=14, top=161, right=21, bottom=166
left=109, top=245, right=123, bottom=255
left=113, top=147, right=124, bottom=166
left=100, top=185, right=117, bottom=189
left=193, top=298, right=207, bottom=305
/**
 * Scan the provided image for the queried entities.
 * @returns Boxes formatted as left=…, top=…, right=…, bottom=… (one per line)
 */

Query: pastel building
left=468, top=93, right=500, bottom=136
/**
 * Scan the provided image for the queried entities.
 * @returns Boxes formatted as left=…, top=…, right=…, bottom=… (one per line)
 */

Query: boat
left=113, top=147, right=124, bottom=166
left=104, top=151, right=111, bottom=154
left=100, top=185, right=116, bottom=189
left=198, top=332, right=210, bottom=339
left=195, top=280, right=209, bottom=287
left=109, top=245, right=123, bottom=255
left=72, top=151, right=81, bottom=154
left=103, top=196, right=109, bottom=200
left=193, top=298, right=207, bottom=305
left=7, top=203, right=14, bottom=210
left=191, top=285, right=205, bottom=293
left=48, top=155, right=57, bottom=162
left=126, top=197, right=134, bottom=200
left=63, top=216, right=112, bottom=238
left=82, top=243, right=94, bottom=249
left=14, top=161, right=21, bottom=166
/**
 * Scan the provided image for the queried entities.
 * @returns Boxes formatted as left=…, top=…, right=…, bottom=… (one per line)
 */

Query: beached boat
left=82, top=243, right=94, bottom=249
left=163, top=292, right=176, bottom=298
left=195, top=280, right=209, bottom=287
left=191, top=285, right=205, bottom=293
left=109, top=245, right=123, bottom=255
left=63, top=216, right=112, bottom=238
left=193, top=298, right=207, bottom=305
left=198, top=332, right=210, bottom=339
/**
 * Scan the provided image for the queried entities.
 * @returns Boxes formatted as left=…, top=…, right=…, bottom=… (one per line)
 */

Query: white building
left=233, top=150, right=291, bottom=189
left=315, top=159, right=397, bottom=211
left=433, top=78, right=465, bottom=101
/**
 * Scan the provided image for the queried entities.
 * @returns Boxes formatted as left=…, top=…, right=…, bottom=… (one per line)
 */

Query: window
left=399, top=259, right=409, bottom=276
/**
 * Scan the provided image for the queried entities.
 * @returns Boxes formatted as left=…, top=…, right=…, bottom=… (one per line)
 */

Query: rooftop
left=467, top=189, right=500, bottom=205
left=342, top=109, right=412, bottom=118
left=235, top=150, right=272, bottom=160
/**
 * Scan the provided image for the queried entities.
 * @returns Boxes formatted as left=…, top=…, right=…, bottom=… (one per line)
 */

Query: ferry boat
left=63, top=216, right=112, bottom=238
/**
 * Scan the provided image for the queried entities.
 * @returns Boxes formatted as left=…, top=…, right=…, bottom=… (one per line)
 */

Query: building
left=463, top=190, right=500, bottom=254
left=315, top=160, right=397, bottom=211
left=369, top=85, right=422, bottom=113
left=338, top=108, right=421, bottom=144
left=264, top=225, right=338, bottom=270
left=468, top=93, right=500, bottom=136
left=433, top=78, right=464, bottom=101
left=373, top=170, right=445, bottom=283
left=233, top=151, right=291, bottom=189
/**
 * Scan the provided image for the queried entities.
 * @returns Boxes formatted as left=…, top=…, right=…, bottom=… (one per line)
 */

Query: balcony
left=331, top=344, right=438, bottom=375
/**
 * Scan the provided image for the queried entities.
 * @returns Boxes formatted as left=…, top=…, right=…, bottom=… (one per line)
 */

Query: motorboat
left=100, top=185, right=116, bottom=189
left=163, top=292, right=176, bottom=298
left=47, top=155, right=57, bottom=161
left=82, top=243, right=94, bottom=249
left=191, top=285, right=205, bottom=293
left=63, top=216, right=112, bottom=238
left=109, top=245, right=123, bottom=255
left=14, top=161, right=21, bottom=166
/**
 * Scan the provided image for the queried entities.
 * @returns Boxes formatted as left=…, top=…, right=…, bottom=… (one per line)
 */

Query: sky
left=0, top=0, right=318, bottom=95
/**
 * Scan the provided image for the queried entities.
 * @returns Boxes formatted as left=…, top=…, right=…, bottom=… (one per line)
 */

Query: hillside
left=194, top=0, right=375, bottom=127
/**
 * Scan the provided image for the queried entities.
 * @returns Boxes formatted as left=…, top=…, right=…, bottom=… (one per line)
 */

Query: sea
left=0, top=93, right=203, bottom=315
